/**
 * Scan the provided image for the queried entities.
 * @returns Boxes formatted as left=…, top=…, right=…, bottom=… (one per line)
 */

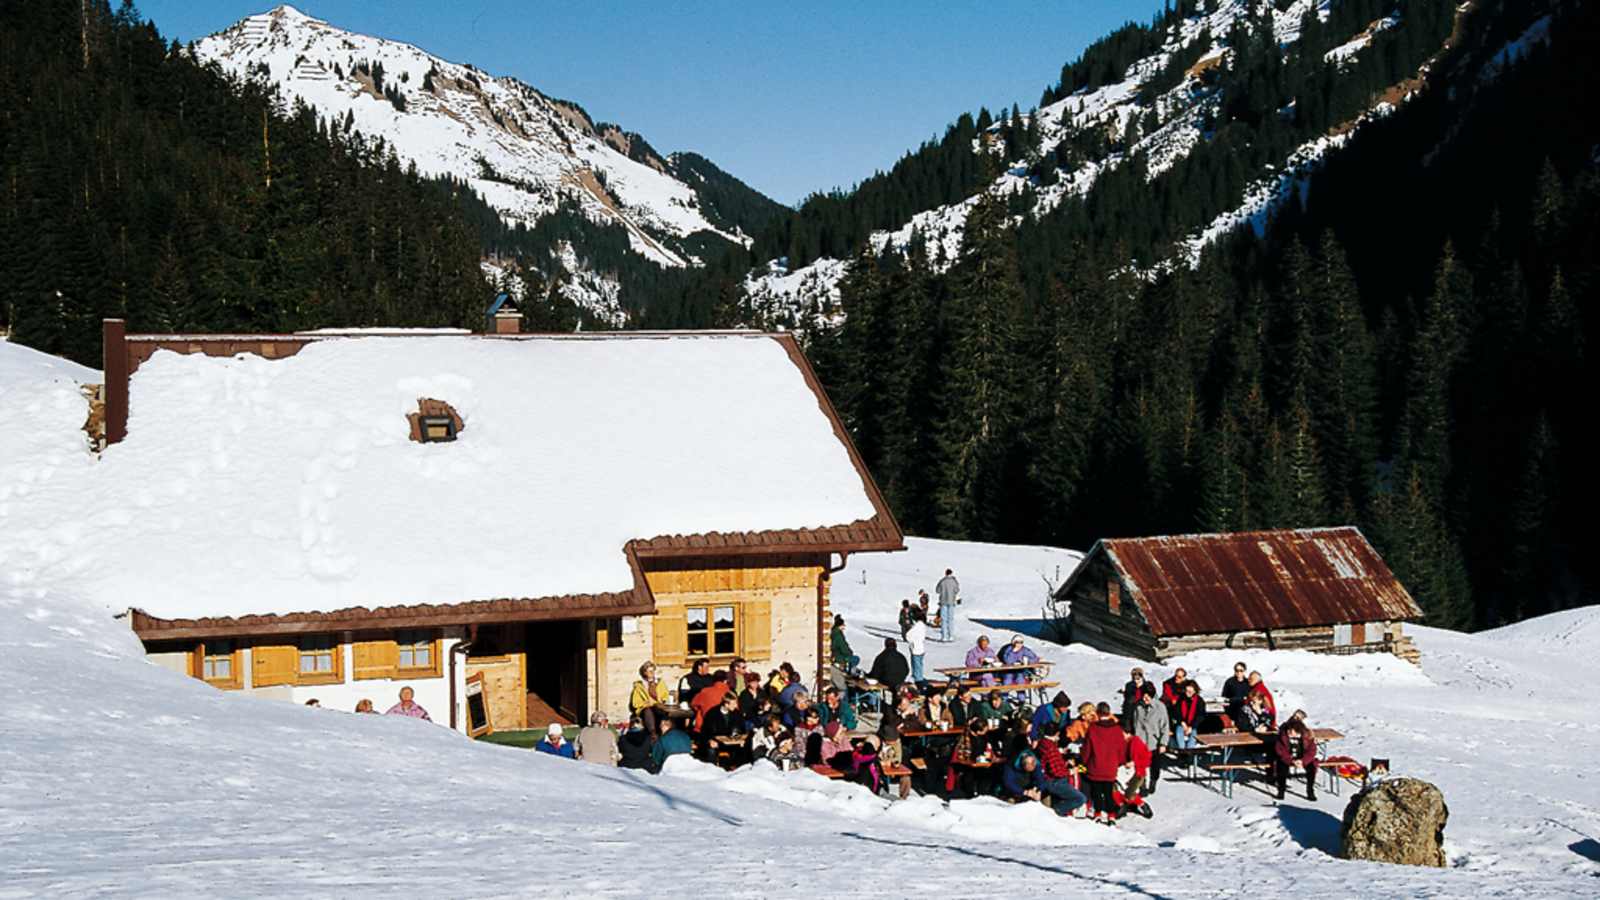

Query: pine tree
left=936, top=172, right=1022, bottom=540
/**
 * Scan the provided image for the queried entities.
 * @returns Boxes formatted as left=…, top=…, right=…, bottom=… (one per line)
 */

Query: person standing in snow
left=576, top=712, right=620, bottom=765
left=535, top=723, right=577, bottom=759
left=1130, top=683, right=1170, bottom=794
left=1222, top=660, right=1252, bottom=722
left=866, top=638, right=909, bottom=690
left=906, top=607, right=929, bottom=687
left=898, top=599, right=914, bottom=640
left=384, top=686, right=431, bottom=721
left=1119, top=667, right=1148, bottom=730
left=1081, top=703, right=1130, bottom=823
left=935, top=570, right=960, bottom=642
left=1173, top=681, right=1206, bottom=750
left=1160, top=666, right=1190, bottom=727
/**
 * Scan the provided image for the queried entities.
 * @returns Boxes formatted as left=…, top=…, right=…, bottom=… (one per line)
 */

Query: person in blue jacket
left=650, top=716, right=694, bottom=772
left=1002, top=748, right=1046, bottom=802
left=1029, top=691, right=1073, bottom=740
left=534, top=723, right=576, bottom=759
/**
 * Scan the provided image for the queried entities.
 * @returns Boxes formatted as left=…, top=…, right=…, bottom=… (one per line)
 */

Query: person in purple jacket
left=998, top=635, right=1040, bottom=699
left=384, top=686, right=431, bottom=721
left=965, top=636, right=999, bottom=686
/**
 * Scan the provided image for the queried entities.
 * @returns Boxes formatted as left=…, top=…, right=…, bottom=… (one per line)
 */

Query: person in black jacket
left=678, top=658, right=716, bottom=705
left=867, top=638, right=910, bottom=689
left=617, top=715, right=654, bottom=770
left=1221, top=660, right=1251, bottom=722
left=1119, top=667, right=1148, bottom=731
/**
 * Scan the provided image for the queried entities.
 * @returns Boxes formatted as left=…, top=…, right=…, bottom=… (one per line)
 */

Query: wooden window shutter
left=352, top=639, right=398, bottom=680
left=252, top=644, right=299, bottom=687
left=652, top=607, right=688, bottom=666
left=1107, top=580, right=1121, bottom=615
left=741, top=598, right=773, bottom=661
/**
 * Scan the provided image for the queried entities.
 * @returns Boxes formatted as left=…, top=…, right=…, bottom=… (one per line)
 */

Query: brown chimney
left=493, top=303, right=523, bottom=334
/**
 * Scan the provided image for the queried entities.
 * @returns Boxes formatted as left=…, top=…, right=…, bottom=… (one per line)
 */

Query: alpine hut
left=96, top=319, right=903, bottom=734
left=1058, top=528, right=1423, bottom=664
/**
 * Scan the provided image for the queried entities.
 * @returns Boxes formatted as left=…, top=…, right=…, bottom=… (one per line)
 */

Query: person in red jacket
left=1113, top=732, right=1154, bottom=819
left=1081, top=702, right=1131, bottom=823
left=1275, top=713, right=1320, bottom=801
left=1248, top=670, right=1277, bottom=720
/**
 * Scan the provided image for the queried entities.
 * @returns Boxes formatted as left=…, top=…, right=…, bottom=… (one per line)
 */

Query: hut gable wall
left=599, top=555, right=825, bottom=719
left=1064, top=549, right=1160, bottom=661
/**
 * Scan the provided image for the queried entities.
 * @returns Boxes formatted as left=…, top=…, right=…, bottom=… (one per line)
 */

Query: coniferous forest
left=0, top=1, right=490, bottom=363
left=806, top=0, right=1597, bottom=631
left=2, top=0, right=1594, bottom=631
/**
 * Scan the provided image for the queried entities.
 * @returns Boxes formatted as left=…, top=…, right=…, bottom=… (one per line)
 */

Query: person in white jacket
left=906, top=608, right=929, bottom=687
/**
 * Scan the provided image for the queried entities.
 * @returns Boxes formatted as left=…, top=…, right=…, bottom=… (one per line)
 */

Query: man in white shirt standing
left=906, top=607, right=929, bottom=687
left=935, top=569, right=960, bottom=642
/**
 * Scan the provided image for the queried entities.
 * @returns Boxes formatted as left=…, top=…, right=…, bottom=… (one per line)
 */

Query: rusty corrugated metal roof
left=1098, top=527, right=1423, bottom=636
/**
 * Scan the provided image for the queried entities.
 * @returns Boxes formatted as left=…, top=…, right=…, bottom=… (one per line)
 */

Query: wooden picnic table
left=650, top=704, right=694, bottom=720
left=1193, top=728, right=1346, bottom=798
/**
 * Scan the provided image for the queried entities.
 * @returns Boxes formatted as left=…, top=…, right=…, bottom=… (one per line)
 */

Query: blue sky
left=139, top=1, right=1166, bottom=206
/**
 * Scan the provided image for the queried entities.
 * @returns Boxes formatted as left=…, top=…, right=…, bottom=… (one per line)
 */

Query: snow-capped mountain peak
left=194, top=5, right=749, bottom=269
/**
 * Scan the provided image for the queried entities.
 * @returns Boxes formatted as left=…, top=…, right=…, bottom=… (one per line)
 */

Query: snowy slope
left=2, top=358, right=1597, bottom=892
left=743, top=0, right=1502, bottom=320
left=193, top=5, right=751, bottom=271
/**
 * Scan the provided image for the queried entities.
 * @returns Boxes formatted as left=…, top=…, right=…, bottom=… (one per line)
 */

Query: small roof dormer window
left=409, top=398, right=463, bottom=444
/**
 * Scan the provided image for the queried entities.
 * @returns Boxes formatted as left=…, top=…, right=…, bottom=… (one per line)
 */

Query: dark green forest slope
left=809, top=0, right=1596, bottom=630
left=0, top=0, right=490, bottom=361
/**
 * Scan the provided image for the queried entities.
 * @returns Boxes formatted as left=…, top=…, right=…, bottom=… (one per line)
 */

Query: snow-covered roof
left=91, top=333, right=897, bottom=627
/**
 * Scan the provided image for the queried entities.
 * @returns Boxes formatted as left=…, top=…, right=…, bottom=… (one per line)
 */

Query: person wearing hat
left=576, top=711, right=620, bottom=765
left=998, top=635, right=1040, bottom=700
left=1029, top=691, right=1074, bottom=741
left=535, top=723, right=577, bottom=759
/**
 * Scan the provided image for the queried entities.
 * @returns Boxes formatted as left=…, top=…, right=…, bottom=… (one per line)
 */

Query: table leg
left=1221, top=745, right=1233, bottom=799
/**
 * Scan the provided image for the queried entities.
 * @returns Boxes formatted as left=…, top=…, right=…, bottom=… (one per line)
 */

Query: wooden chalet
left=1058, top=527, right=1424, bottom=665
left=99, top=318, right=903, bottom=734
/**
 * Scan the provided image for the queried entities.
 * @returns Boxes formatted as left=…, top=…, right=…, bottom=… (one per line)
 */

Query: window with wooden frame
left=296, top=635, right=344, bottom=685
left=653, top=598, right=771, bottom=665
left=395, top=631, right=440, bottom=676
left=408, top=398, right=462, bottom=444
left=194, top=640, right=243, bottom=690
left=351, top=632, right=442, bottom=680
left=686, top=604, right=736, bottom=657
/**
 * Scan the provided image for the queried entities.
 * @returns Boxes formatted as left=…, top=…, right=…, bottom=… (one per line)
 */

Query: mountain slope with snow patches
left=193, top=5, right=765, bottom=272
left=743, top=0, right=1525, bottom=323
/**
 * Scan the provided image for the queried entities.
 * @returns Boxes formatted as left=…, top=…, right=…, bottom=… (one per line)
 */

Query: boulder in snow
left=1340, top=777, right=1449, bottom=867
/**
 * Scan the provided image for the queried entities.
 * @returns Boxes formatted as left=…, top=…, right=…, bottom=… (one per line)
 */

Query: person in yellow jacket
left=631, top=662, right=670, bottom=736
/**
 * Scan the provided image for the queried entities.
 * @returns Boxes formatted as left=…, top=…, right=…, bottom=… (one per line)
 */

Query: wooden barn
left=1059, top=527, right=1424, bottom=665
left=97, top=318, right=903, bottom=734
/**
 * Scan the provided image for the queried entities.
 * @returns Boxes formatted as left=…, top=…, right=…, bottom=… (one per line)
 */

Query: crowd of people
left=469, top=561, right=1326, bottom=828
